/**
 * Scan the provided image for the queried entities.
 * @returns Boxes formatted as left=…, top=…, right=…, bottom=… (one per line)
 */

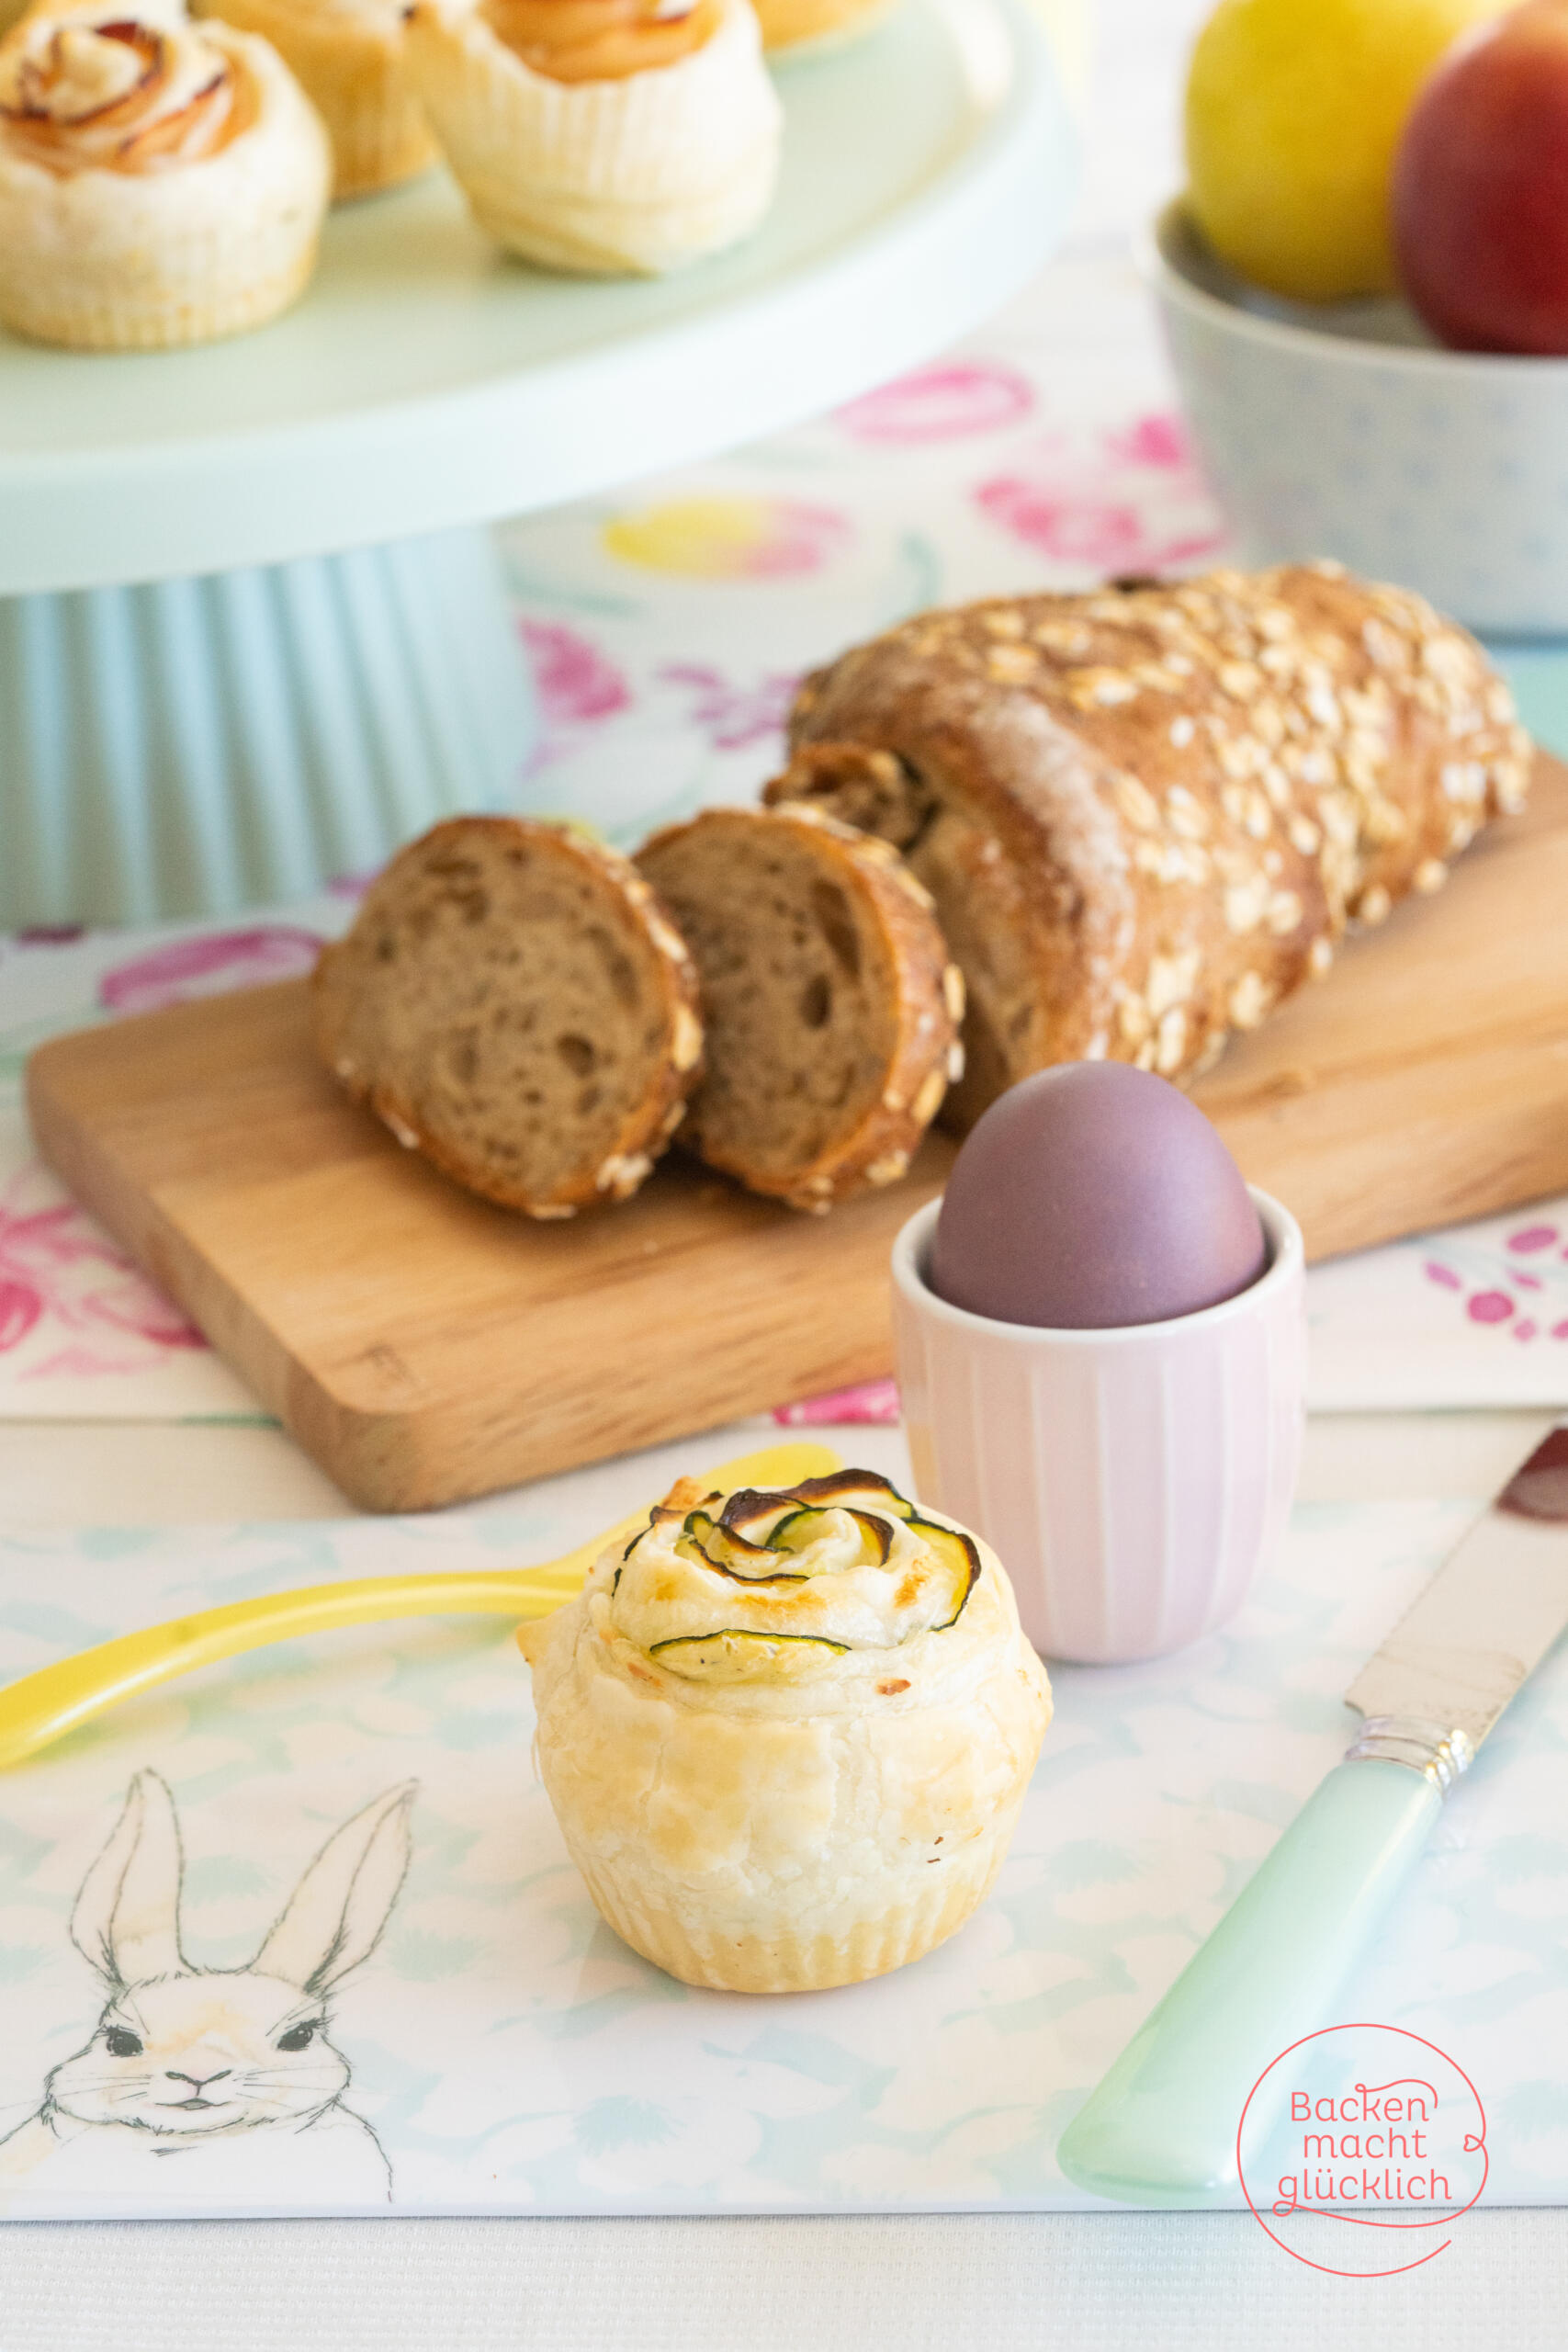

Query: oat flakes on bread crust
left=312, top=816, right=703, bottom=1219
left=636, top=802, right=964, bottom=1213
left=765, top=563, right=1531, bottom=1129
left=516, top=1469, right=1052, bottom=1994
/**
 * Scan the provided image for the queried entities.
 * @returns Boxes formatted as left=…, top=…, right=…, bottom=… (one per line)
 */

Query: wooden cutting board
left=28, top=756, right=1568, bottom=1513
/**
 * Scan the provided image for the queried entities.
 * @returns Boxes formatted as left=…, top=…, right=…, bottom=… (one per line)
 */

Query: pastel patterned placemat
left=0, top=1438, right=1563, bottom=2220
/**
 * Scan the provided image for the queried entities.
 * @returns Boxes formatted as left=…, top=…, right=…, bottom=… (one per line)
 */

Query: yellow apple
left=1186, top=0, right=1515, bottom=301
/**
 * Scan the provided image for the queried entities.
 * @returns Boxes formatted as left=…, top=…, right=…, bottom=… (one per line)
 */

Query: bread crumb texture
left=637, top=804, right=960, bottom=1210
left=311, top=816, right=702, bottom=1216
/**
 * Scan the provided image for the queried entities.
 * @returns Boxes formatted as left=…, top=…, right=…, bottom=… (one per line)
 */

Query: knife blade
left=1056, top=1420, right=1568, bottom=2209
left=1345, top=1423, right=1568, bottom=1766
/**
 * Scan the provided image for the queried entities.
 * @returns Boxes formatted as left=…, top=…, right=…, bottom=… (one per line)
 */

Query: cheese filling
left=603, top=1474, right=979, bottom=1679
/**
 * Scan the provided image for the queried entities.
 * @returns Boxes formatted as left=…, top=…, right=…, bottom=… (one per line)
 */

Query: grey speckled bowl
left=1148, top=199, right=1568, bottom=639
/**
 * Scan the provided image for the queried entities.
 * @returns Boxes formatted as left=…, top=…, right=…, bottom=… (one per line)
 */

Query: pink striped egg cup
left=891, top=1189, right=1305, bottom=1665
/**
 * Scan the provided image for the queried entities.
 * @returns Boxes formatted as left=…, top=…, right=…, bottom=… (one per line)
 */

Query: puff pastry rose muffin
left=0, top=7, right=331, bottom=349
left=518, top=1469, right=1052, bottom=1992
left=402, top=0, right=781, bottom=277
left=192, top=0, right=436, bottom=198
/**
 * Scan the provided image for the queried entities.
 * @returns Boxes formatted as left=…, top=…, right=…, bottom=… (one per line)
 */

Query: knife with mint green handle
left=1057, top=1421, right=1568, bottom=2209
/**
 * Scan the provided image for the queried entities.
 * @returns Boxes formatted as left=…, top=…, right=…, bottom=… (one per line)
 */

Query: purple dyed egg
left=930, top=1064, right=1267, bottom=1330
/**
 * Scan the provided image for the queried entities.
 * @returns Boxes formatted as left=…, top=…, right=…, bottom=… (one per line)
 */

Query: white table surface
left=4, top=0, right=1567, bottom=2338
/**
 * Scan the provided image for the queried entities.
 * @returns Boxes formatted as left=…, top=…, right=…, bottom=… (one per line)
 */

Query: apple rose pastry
left=191, top=0, right=436, bottom=198
left=402, top=0, right=781, bottom=277
left=0, top=9, right=331, bottom=349
left=518, top=1470, right=1052, bottom=1992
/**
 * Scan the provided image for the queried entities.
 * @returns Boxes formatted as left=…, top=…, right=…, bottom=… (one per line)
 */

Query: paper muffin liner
left=0, top=26, right=332, bottom=349
left=458, top=133, right=777, bottom=277
left=0, top=240, right=319, bottom=349
left=404, top=0, right=781, bottom=274
left=568, top=1807, right=1020, bottom=1994
left=192, top=0, right=437, bottom=198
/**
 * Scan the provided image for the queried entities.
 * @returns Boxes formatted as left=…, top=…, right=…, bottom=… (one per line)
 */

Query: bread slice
left=635, top=803, right=964, bottom=1211
left=313, top=817, right=703, bottom=1218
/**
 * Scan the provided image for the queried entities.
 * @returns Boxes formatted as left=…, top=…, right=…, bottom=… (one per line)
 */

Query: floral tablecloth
left=1, top=250, right=1564, bottom=1427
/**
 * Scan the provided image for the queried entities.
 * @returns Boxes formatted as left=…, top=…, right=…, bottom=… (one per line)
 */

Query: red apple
left=1393, top=0, right=1568, bottom=353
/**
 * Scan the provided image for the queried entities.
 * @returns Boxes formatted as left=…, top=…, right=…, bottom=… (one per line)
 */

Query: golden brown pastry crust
left=636, top=802, right=964, bottom=1212
left=764, top=563, right=1531, bottom=1129
left=0, top=17, right=251, bottom=173
left=192, top=0, right=437, bottom=199
left=518, top=1471, right=1052, bottom=1993
left=312, top=815, right=704, bottom=1219
left=482, top=0, right=721, bottom=83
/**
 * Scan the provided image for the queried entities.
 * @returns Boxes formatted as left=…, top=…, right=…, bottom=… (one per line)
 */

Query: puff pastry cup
left=402, top=0, right=781, bottom=276
left=518, top=1469, right=1052, bottom=1993
left=0, top=6, right=332, bottom=349
left=192, top=0, right=437, bottom=198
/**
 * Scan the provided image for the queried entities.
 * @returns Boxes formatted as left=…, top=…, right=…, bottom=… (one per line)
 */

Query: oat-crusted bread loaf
left=313, top=817, right=703, bottom=1218
left=764, top=562, right=1532, bottom=1129
left=635, top=804, right=964, bottom=1211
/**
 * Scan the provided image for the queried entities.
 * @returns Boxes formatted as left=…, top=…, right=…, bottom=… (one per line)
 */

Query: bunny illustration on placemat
left=0, top=1770, right=415, bottom=2210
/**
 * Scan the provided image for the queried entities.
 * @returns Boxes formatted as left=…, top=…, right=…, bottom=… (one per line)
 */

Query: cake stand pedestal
left=1, top=531, right=530, bottom=921
left=0, top=0, right=1076, bottom=924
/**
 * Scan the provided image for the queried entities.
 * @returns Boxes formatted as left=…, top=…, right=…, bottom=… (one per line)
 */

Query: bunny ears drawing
left=0, top=1771, right=415, bottom=2211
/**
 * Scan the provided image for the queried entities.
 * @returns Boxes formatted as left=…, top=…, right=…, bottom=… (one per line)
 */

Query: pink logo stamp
left=1238, top=2024, right=1488, bottom=2276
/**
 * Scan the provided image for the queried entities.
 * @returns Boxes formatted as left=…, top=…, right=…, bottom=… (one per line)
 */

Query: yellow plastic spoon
left=0, top=1440, right=843, bottom=1772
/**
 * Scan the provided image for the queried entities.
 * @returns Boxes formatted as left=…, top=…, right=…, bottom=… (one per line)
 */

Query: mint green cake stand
left=0, top=0, right=1076, bottom=925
